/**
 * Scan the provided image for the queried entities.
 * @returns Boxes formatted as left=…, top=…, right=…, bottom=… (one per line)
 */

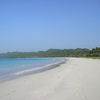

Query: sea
left=0, top=58, right=65, bottom=82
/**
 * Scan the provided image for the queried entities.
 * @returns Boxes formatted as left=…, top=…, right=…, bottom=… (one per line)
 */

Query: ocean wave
left=12, top=59, right=66, bottom=76
left=0, top=58, right=66, bottom=82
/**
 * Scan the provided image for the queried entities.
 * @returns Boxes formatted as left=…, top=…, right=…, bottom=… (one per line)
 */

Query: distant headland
left=0, top=47, right=100, bottom=58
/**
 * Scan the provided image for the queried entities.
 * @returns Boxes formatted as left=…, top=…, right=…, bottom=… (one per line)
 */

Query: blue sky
left=0, top=0, right=100, bottom=53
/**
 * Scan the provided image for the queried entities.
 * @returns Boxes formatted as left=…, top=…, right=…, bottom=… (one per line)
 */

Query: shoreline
left=0, top=58, right=66, bottom=83
left=0, top=58, right=100, bottom=100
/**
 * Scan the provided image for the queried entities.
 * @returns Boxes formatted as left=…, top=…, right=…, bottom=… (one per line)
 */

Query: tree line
left=87, top=47, right=100, bottom=57
left=0, top=47, right=99, bottom=58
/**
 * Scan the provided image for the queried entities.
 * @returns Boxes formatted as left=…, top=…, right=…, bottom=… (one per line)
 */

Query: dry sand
left=0, top=58, right=100, bottom=100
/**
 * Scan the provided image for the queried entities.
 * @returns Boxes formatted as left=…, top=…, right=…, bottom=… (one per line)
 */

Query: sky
left=0, top=0, right=100, bottom=53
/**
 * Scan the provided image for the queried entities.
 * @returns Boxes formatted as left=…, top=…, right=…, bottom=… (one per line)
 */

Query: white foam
left=13, top=59, right=65, bottom=76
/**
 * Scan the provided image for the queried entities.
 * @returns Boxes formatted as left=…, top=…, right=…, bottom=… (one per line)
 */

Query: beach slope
left=0, top=58, right=100, bottom=100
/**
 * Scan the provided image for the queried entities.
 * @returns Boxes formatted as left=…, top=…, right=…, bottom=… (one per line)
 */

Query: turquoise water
left=0, top=58, right=64, bottom=82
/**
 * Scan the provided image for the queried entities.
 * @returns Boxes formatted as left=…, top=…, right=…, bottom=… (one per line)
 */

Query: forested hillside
left=0, top=48, right=90, bottom=58
left=0, top=47, right=100, bottom=58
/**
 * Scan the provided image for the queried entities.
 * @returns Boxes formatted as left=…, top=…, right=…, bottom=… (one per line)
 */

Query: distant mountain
left=0, top=48, right=91, bottom=58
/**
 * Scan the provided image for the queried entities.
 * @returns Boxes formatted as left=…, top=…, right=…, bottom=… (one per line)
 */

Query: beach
left=0, top=57, right=100, bottom=100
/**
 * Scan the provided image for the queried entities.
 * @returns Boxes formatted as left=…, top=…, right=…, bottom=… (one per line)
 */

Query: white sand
left=0, top=58, right=100, bottom=100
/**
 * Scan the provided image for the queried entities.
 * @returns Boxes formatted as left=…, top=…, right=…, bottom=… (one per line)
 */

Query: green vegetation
left=0, top=47, right=99, bottom=58
left=87, top=47, right=100, bottom=57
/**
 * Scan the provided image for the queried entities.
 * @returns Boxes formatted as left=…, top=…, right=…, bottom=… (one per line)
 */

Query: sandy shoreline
left=0, top=58, right=100, bottom=100
left=0, top=58, right=65, bottom=82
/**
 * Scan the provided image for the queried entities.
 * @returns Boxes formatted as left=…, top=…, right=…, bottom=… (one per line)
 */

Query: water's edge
left=0, top=58, right=66, bottom=83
